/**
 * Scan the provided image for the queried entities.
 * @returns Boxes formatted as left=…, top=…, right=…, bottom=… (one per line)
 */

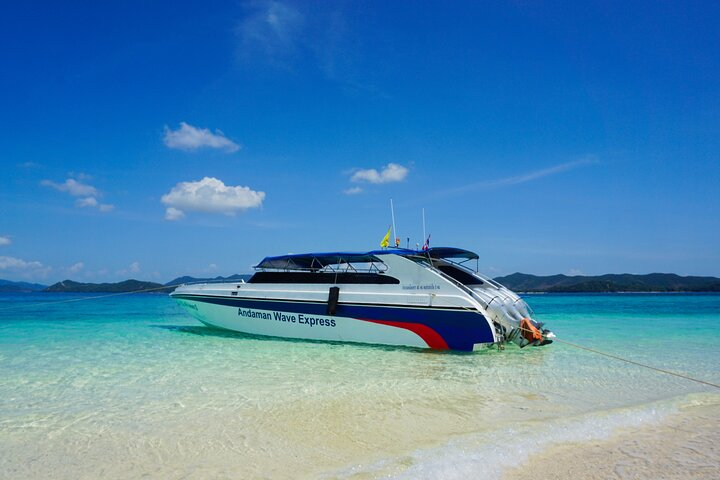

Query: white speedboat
left=170, top=247, right=554, bottom=351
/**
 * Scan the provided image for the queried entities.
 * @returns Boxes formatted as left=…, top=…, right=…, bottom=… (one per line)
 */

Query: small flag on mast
left=380, top=226, right=392, bottom=248
left=422, top=234, right=431, bottom=251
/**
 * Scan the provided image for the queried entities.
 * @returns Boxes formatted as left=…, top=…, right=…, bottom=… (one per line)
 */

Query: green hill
left=165, top=274, right=252, bottom=286
left=0, top=279, right=48, bottom=292
left=493, top=273, right=720, bottom=292
left=44, top=279, right=171, bottom=293
left=25, top=272, right=720, bottom=294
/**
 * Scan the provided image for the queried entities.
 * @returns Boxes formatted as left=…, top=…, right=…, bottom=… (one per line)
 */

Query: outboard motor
left=470, top=287, right=554, bottom=348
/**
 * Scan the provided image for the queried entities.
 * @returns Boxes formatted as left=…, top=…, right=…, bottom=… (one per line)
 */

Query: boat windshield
left=435, top=263, right=485, bottom=285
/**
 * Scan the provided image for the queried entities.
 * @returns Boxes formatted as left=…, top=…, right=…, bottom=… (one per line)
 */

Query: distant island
left=0, top=279, right=48, bottom=293
left=0, top=273, right=718, bottom=293
left=494, top=273, right=720, bottom=293
left=43, top=279, right=172, bottom=293
left=164, top=274, right=252, bottom=287
left=40, top=275, right=254, bottom=293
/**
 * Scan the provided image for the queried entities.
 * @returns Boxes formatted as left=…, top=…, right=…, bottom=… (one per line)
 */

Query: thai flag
left=422, top=234, right=431, bottom=251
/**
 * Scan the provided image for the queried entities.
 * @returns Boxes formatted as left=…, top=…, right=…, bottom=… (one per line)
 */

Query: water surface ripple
left=1, top=293, right=718, bottom=479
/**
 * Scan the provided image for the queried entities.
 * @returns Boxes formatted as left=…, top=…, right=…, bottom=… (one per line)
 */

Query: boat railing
left=411, top=260, right=492, bottom=310
left=256, top=262, right=389, bottom=275
left=178, top=279, right=247, bottom=288
left=418, top=260, right=520, bottom=313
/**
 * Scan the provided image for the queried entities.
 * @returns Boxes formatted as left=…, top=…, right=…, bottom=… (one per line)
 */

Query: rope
left=551, top=336, right=720, bottom=390
left=0, top=283, right=184, bottom=311
left=441, top=295, right=720, bottom=390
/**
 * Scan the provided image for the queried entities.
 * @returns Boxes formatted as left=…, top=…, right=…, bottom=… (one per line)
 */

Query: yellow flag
left=380, top=226, right=391, bottom=248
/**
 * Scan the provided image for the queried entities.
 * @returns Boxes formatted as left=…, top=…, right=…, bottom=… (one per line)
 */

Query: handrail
left=256, top=263, right=388, bottom=274
left=413, top=259, right=490, bottom=311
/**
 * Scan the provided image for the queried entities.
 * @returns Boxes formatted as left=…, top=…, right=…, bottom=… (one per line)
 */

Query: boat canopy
left=255, top=247, right=478, bottom=270
left=424, top=247, right=479, bottom=261
left=255, top=252, right=387, bottom=270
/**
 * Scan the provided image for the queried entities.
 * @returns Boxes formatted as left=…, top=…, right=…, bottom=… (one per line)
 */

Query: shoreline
left=503, top=399, right=720, bottom=480
left=322, top=393, right=720, bottom=480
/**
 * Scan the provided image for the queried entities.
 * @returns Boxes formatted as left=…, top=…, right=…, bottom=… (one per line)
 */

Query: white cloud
left=351, top=163, right=409, bottom=184
left=343, top=186, right=363, bottom=195
left=235, top=1, right=373, bottom=95
left=69, top=172, right=92, bottom=181
left=163, top=122, right=240, bottom=153
left=165, top=207, right=185, bottom=221
left=75, top=196, right=114, bottom=212
left=68, top=262, right=84, bottom=274
left=0, top=256, right=39, bottom=269
left=0, top=256, right=51, bottom=279
left=237, top=0, right=304, bottom=62
left=42, top=175, right=114, bottom=213
left=482, top=158, right=598, bottom=188
left=115, top=262, right=141, bottom=278
left=161, top=176, right=265, bottom=220
left=448, top=158, right=599, bottom=196
left=0, top=236, right=11, bottom=246
left=75, top=197, right=97, bottom=207
left=423, top=157, right=600, bottom=203
left=42, top=178, right=98, bottom=197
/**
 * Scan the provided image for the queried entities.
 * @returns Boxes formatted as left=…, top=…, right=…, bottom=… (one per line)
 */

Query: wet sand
left=504, top=402, right=720, bottom=480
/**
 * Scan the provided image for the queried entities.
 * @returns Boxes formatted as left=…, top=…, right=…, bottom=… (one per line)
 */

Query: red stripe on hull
left=358, top=318, right=449, bottom=350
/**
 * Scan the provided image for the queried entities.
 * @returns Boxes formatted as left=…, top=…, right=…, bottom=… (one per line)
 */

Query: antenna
left=390, top=199, right=397, bottom=246
left=421, top=208, right=431, bottom=251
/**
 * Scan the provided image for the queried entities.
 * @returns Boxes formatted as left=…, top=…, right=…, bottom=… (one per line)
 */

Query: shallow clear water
left=1, top=292, right=718, bottom=479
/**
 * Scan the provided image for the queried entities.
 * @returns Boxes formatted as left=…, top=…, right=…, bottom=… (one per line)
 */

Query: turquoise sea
left=1, top=292, right=719, bottom=479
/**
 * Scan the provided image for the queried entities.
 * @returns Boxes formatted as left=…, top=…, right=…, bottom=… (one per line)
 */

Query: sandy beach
left=504, top=401, right=720, bottom=480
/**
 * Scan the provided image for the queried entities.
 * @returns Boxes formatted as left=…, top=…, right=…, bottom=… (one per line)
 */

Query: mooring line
left=412, top=294, right=720, bottom=390
left=550, top=336, right=720, bottom=390
left=0, top=284, right=183, bottom=311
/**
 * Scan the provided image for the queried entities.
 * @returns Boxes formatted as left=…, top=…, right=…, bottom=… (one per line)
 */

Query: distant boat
left=170, top=247, right=554, bottom=352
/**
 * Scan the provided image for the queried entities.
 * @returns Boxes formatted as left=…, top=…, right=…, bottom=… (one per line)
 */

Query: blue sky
left=2, top=1, right=719, bottom=283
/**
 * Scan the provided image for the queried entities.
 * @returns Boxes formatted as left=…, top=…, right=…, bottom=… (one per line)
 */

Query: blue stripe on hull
left=172, top=294, right=494, bottom=351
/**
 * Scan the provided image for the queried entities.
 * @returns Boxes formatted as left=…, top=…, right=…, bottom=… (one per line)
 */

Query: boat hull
left=172, top=294, right=495, bottom=352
